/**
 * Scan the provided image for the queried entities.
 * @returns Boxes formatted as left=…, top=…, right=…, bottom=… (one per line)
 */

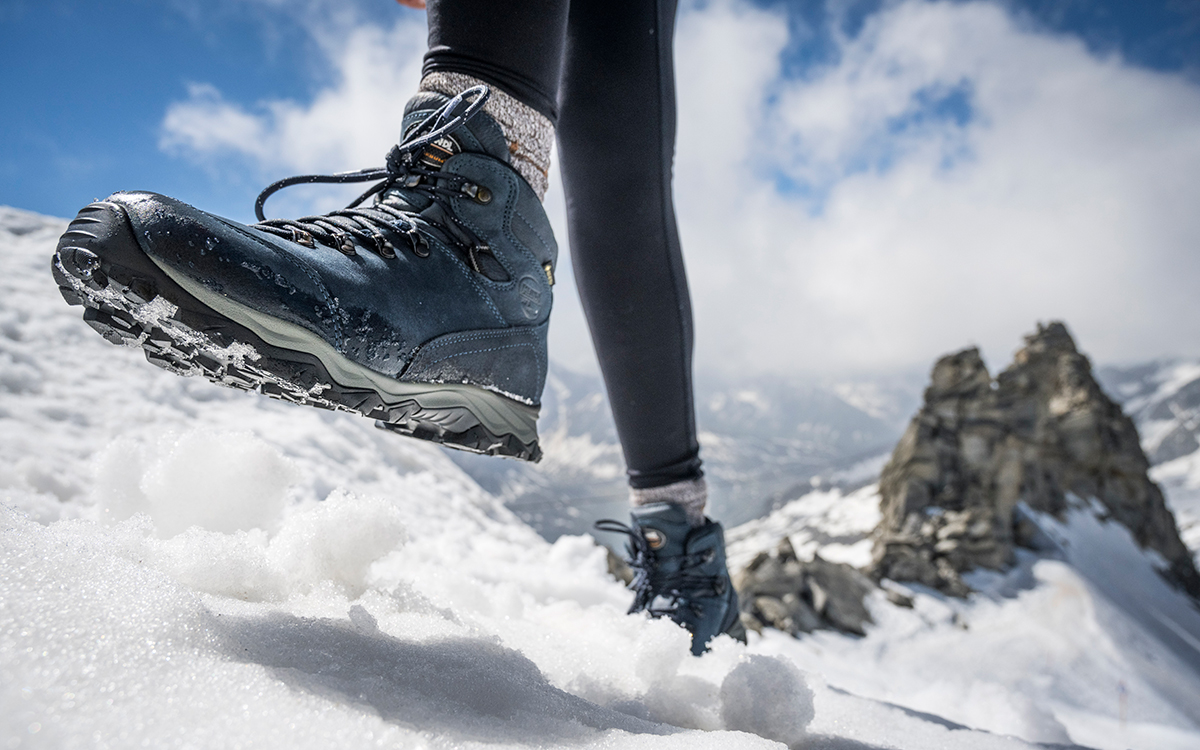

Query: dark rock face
left=736, top=538, right=876, bottom=637
left=871, top=322, right=1200, bottom=598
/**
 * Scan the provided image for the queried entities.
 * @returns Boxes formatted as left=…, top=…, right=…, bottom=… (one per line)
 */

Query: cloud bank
left=161, top=0, right=1200, bottom=377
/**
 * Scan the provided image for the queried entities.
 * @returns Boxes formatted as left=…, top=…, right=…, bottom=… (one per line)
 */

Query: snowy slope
left=1, top=206, right=1056, bottom=749
left=727, top=484, right=1200, bottom=750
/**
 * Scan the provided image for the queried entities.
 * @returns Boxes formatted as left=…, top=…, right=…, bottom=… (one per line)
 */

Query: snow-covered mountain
left=1098, top=361, right=1200, bottom=560
left=717, top=338, right=1200, bottom=750
left=727, top=483, right=1200, bottom=749
left=4, top=205, right=1200, bottom=749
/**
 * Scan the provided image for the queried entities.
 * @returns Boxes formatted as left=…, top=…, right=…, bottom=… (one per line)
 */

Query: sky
left=3, top=0, right=1200, bottom=379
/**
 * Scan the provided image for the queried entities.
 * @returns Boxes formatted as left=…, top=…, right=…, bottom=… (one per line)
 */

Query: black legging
left=424, top=0, right=701, bottom=490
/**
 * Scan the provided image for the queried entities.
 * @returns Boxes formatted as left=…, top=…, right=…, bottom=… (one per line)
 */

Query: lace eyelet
left=289, top=227, right=315, bottom=248
left=370, top=233, right=395, bottom=259
left=402, top=226, right=430, bottom=258
left=460, top=181, right=493, bottom=205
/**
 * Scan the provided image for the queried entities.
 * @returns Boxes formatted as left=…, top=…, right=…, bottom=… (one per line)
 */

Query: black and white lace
left=251, top=85, right=501, bottom=275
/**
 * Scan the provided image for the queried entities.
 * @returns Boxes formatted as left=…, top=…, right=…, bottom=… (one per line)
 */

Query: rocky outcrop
left=736, top=538, right=877, bottom=636
left=870, top=322, right=1200, bottom=598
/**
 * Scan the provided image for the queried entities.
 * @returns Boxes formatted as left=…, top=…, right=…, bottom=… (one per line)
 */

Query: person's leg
left=556, top=0, right=705, bottom=520
left=559, top=0, right=743, bottom=653
left=423, top=0, right=567, bottom=122
left=424, top=0, right=709, bottom=522
left=420, top=0, right=568, bottom=200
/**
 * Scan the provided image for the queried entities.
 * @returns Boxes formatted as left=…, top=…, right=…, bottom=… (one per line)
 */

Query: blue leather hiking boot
left=52, top=86, right=555, bottom=460
left=596, top=504, right=746, bottom=655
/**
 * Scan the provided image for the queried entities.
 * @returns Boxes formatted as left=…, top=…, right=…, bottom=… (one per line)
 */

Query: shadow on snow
left=210, top=607, right=674, bottom=745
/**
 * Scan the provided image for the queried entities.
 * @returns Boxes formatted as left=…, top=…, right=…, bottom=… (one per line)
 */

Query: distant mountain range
left=1098, top=360, right=1200, bottom=559
left=448, top=363, right=924, bottom=539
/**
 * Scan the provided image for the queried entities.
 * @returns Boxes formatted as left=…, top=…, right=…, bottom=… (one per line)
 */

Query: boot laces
left=594, top=519, right=724, bottom=619
left=251, top=85, right=499, bottom=272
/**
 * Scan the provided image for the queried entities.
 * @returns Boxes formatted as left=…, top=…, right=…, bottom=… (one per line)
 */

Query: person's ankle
left=418, top=72, right=553, bottom=201
left=630, top=477, right=708, bottom=528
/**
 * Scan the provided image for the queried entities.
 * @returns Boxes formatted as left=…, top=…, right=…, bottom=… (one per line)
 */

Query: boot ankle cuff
left=419, top=72, right=553, bottom=201
left=631, top=478, right=708, bottom=527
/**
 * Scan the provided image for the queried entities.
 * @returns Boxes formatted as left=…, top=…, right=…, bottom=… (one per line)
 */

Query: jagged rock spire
left=871, top=322, right=1200, bottom=598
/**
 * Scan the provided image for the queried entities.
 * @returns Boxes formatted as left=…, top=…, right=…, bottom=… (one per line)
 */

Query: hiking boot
left=51, top=86, right=555, bottom=461
left=596, top=503, right=746, bottom=655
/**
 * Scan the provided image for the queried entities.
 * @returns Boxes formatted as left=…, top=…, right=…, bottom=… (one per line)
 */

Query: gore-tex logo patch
left=518, top=276, right=542, bottom=319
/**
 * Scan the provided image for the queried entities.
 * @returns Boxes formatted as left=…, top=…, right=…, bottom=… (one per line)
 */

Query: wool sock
left=631, top=477, right=708, bottom=528
left=419, top=72, right=553, bottom=201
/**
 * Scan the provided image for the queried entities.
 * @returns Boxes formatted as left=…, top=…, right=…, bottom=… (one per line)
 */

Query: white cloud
left=162, top=83, right=273, bottom=162
left=161, top=12, right=428, bottom=217
left=676, top=0, right=1200, bottom=375
left=161, top=0, right=1200, bottom=377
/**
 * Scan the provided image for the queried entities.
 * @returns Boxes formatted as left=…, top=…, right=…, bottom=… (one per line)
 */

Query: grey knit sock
left=419, top=72, right=553, bottom=201
left=631, top=478, right=708, bottom=528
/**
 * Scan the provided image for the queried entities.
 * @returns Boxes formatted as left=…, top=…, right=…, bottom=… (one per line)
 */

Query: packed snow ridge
left=3, top=205, right=1200, bottom=749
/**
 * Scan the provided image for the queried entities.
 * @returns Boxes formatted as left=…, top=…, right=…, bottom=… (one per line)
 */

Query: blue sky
left=2, top=0, right=1195, bottom=220
left=3, top=0, right=1200, bottom=375
left=0, top=0, right=419, bottom=220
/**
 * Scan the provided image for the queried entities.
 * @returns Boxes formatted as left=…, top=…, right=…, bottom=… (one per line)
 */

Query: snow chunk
left=720, top=655, right=814, bottom=745
left=91, top=428, right=297, bottom=537
left=269, top=489, right=407, bottom=597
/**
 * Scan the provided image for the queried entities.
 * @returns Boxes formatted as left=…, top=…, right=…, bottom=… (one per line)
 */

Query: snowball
left=720, top=655, right=814, bottom=745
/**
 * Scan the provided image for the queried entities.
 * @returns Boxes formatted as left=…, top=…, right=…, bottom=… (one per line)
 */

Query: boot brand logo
left=518, top=276, right=542, bottom=319
left=643, top=530, right=666, bottom=549
left=418, top=135, right=460, bottom=170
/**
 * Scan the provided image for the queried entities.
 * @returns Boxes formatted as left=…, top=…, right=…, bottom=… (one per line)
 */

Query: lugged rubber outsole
left=52, top=201, right=542, bottom=462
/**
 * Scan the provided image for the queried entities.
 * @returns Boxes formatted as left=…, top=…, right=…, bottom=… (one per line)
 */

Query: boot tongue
left=377, top=90, right=511, bottom=213
left=401, top=91, right=511, bottom=164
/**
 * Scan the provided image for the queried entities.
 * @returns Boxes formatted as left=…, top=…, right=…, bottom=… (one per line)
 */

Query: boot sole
left=51, top=201, right=542, bottom=462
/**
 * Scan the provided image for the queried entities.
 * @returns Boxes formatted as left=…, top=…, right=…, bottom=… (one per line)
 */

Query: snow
left=1107, top=360, right=1200, bottom=460
left=1123, top=361, right=1200, bottom=416
left=746, top=515, right=1200, bottom=749
left=820, top=452, right=892, bottom=488
left=1153, top=452, right=1200, bottom=561
left=0, top=208, right=794, bottom=748
left=1099, top=357, right=1200, bottom=564
left=725, top=485, right=882, bottom=571
left=3, top=205, right=1200, bottom=749
left=721, top=487, right=1200, bottom=747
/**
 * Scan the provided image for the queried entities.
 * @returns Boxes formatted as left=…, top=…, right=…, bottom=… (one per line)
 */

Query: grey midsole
left=149, top=258, right=539, bottom=441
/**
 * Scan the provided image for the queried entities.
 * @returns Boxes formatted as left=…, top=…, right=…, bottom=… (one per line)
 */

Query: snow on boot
left=51, top=86, right=555, bottom=461
left=596, top=503, right=746, bottom=655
